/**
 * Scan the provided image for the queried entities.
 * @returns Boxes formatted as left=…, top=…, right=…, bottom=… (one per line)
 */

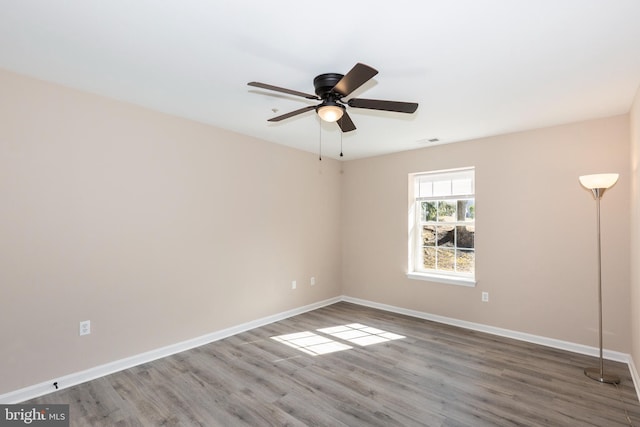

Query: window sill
left=406, top=272, right=476, bottom=287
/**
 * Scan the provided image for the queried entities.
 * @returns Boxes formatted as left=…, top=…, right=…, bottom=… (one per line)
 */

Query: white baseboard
left=0, top=296, right=341, bottom=404
left=341, top=296, right=631, bottom=363
left=2, top=294, right=637, bottom=404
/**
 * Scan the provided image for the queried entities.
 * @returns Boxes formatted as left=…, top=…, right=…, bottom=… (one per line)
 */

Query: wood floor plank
left=27, top=302, right=640, bottom=426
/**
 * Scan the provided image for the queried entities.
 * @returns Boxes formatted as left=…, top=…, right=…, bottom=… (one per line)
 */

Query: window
left=408, top=168, right=475, bottom=286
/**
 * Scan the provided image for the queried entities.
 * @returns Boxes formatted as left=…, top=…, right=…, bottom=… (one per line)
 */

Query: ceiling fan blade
left=267, top=105, right=316, bottom=122
left=248, top=82, right=319, bottom=100
left=337, top=111, right=356, bottom=132
left=332, top=63, right=378, bottom=97
left=347, top=98, right=418, bottom=113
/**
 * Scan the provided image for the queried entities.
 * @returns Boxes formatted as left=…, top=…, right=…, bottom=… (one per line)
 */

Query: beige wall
left=342, top=116, right=631, bottom=352
left=1, top=66, right=635, bottom=397
left=631, top=86, right=640, bottom=369
left=0, top=69, right=343, bottom=394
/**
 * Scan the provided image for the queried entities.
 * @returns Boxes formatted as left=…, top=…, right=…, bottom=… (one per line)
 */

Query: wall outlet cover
left=79, top=320, right=91, bottom=336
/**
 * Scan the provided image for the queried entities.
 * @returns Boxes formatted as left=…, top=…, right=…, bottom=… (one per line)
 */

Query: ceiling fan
left=248, top=63, right=418, bottom=132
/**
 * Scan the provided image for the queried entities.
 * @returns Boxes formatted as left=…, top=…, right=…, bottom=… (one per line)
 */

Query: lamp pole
left=579, top=174, right=620, bottom=384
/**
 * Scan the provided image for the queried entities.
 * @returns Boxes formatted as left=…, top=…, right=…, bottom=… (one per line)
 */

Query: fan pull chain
left=340, top=131, right=344, bottom=157
left=318, top=119, right=322, bottom=161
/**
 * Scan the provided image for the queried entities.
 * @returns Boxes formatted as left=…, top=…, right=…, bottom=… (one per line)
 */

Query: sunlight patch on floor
left=271, top=323, right=405, bottom=356
left=318, top=323, right=405, bottom=346
left=271, top=331, right=353, bottom=356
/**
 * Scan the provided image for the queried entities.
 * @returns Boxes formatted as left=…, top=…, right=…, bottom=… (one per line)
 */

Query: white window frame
left=407, top=167, right=476, bottom=287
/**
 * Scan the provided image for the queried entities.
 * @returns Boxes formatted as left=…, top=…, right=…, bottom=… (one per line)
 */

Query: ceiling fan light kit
left=316, top=102, right=344, bottom=122
left=248, top=63, right=418, bottom=133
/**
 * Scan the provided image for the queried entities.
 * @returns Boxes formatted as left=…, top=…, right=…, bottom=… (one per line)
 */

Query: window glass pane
left=436, top=248, right=455, bottom=271
left=423, top=247, right=436, bottom=269
left=454, top=200, right=467, bottom=221
left=433, top=180, right=451, bottom=197
left=421, top=201, right=437, bottom=221
left=452, top=178, right=472, bottom=195
left=456, top=225, right=474, bottom=249
left=418, top=180, right=432, bottom=198
left=437, top=201, right=457, bottom=222
left=422, top=225, right=436, bottom=246
left=456, top=249, right=475, bottom=273
left=436, top=226, right=455, bottom=247
left=461, top=199, right=475, bottom=221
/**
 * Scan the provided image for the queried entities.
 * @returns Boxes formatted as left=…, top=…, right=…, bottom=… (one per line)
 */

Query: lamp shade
left=317, top=104, right=344, bottom=122
left=579, top=173, right=619, bottom=190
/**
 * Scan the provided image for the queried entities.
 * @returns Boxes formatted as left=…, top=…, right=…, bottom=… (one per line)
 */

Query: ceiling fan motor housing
left=313, top=73, right=344, bottom=99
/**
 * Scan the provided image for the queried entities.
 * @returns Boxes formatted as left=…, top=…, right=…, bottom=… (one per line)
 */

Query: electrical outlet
left=79, top=320, right=91, bottom=336
left=481, top=292, right=489, bottom=302
left=291, top=280, right=297, bottom=290
left=310, top=277, right=316, bottom=286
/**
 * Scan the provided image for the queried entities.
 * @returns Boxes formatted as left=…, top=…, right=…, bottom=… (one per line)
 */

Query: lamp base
left=584, top=367, right=620, bottom=384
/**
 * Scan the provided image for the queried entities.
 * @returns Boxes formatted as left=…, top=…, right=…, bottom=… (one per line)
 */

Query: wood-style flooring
left=29, top=302, right=640, bottom=426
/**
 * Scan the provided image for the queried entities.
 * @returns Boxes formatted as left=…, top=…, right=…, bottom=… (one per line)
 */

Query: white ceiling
left=2, top=1, right=640, bottom=160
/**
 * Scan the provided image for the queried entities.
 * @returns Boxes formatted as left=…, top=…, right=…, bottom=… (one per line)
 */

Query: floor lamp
left=579, top=173, right=620, bottom=384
